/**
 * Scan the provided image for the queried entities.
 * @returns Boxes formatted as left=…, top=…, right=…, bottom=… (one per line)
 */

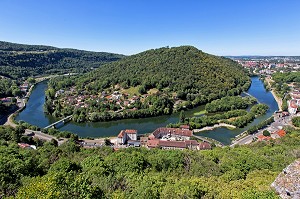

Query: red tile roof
left=150, top=127, right=192, bottom=139
left=117, top=129, right=137, bottom=138
left=257, top=135, right=272, bottom=141
left=290, top=100, right=298, bottom=109
left=147, top=139, right=160, bottom=148
left=117, top=130, right=125, bottom=138
left=18, top=143, right=30, bottom=148
left=124, top=129, right=137, bottom=134
left=198, top=142, right=212, bottom=150
left=158, top=140, right=187, bottom=148
left=180, top=125, right=190, bottom=130
left=275, top=129, right=286, bottom=137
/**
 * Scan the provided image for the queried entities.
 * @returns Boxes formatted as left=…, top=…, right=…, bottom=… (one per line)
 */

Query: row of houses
left=116, top=126, right=211, bottom=151
left=257, top=129, right=286, bottom=142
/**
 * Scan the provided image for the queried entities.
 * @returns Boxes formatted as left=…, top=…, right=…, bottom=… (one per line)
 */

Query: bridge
left=192, top=134, right=224, bottom=147
left=243, top=92, right=260, bottom=103
left=44, top=115, right=73, bottom=129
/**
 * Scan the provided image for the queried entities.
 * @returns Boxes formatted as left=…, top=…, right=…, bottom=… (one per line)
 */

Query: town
left=231, top=56, right=300, bottom=75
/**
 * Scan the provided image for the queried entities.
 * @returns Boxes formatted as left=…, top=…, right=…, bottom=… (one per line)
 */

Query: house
left=19, top=83, right=29, bottom=92
left=149, top=127, right=193, bottom=141
left=0, top=97, right=11, bottom=103
left=146, top=139, right=210, bottom=150
left=180, top=125, right=190, bottom=130
left=18, top=143, right=36, bottom=150
left=117, top=129, right=138, bottom=145
left=198, top=142, right=212, bottom=150
left=291, top=92, right=300, bottom=106
left=271, top=129, right=286, bottom=139
left=257, top=135, right=271, bottom=142
left=288, top=100, right=298, bottom=115
left=139, top=137, right=149, bottom=146
left=127, top=140, right=141, bottom=147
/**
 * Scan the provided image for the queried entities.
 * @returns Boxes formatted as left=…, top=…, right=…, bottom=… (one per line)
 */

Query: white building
left=117, top=129, right=137, bottom=145
left=288, top=100, right=298, bottom=115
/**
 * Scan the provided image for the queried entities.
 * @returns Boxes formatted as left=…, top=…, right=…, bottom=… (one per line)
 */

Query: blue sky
left=0, top=0, right=299, bottom=55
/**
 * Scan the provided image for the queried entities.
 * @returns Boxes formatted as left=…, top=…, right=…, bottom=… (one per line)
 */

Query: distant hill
left=47, top=46, right=251, bottom=122
left=75, top=46, right=250, bottom=99
left=0, top=41, right=125, bottom=78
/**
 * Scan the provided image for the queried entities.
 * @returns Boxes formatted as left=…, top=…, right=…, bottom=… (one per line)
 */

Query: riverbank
left=271, top=90, right=283, bottom=111
left=193, top=123, right=236, bottom=133
left=4, top=74, right=70, bottom=128
left=16, top=76, right=279, bottom=145
left=265, top=76, right=282, bottom=111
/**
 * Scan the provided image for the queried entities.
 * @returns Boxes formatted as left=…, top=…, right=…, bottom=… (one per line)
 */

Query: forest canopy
left=0, top=41, right=124, bottom=79
left=0, top=125, right=299, bottom=198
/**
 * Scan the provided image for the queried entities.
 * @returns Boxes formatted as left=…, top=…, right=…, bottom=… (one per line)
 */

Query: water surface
left=16, top=76, right=277, bottom=144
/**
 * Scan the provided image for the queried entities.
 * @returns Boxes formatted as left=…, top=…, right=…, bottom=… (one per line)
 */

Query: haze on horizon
left=0, top=0, right=299, bottom=56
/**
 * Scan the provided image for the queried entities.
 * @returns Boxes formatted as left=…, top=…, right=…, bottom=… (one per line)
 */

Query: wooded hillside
left=46, top=46, right=251, bottom=122
left=0, top=41, right=124, bottom=78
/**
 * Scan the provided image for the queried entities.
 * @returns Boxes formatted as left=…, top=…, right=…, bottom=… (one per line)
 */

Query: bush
left=262, top=130, right=270, bottom=136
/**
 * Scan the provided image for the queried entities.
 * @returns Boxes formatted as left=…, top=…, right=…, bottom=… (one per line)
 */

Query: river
left=16, top=76, right=278, bottom=144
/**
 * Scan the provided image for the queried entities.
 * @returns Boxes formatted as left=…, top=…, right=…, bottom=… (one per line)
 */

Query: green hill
left=0, top=41, right=125, bottom=78
left=47, top=46, right=251, bottom=122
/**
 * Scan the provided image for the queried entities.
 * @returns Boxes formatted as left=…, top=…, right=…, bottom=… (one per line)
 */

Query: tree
left=104, top=138, right=112, bottom=146
left=27, top=77, right=36, bottom=84
left=292, top=116, right=300, bottom=127
left=179, top=110, right=185, bottom=123
left=262, top=130, right=270, bottom=136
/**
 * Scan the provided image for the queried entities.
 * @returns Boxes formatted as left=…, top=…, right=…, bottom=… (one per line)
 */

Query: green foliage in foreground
left=1, top=125, right=300, bottom=198
left=292, top=116, right=300, bottom=127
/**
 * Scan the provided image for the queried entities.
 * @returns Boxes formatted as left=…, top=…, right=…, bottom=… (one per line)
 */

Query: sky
left=0, top=0, right=300, bottom=56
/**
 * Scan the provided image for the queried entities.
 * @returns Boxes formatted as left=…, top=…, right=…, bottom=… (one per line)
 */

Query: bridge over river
left=44, top=115, right=73, bottom=129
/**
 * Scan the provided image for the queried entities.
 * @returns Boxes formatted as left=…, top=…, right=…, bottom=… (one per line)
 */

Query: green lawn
left=122, top=86, right=141, bottom=96
left=193, top=109, right=207, bottom=116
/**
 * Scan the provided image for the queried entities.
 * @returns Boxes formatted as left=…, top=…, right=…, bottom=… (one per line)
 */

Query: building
left=291, top=92, right=300, bottom=106
left=271, top=129, right=286, bottom=139
left=117, top=129, right=137, bottom=145
left=146, top=139, right=211, bottom=150
left=288, top=100, right=298, bottom=115
left=198, top=142, right=212, bottom=150
left=0, top=97, right=12, bottom=103
left=149, top=127, right=193, bottom=141
left=257, top=135, right=272, bottom=142
left=18, top=143, right=36, bottom=150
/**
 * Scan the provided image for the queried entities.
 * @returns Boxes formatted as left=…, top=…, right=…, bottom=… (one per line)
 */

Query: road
left=192, top=134, right=224, bottom=147
left=25, top=129, right=67, bottom=146
left=231, top=115, right=292, bottom=147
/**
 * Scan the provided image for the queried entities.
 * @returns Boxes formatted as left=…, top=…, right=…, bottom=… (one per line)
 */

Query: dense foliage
left=170, top=103, right=269, bottom=129
left=205, top=96, right=256, bottom=113
left=272, top=72, right=300, bottom=84
left=292, top=116, right=300, bottom=127
left=46, top=46, right=250, bottom=122
left=0, top=125, right=299, bottom=198
left=247, top=117, right=275, bottom=135
left=0, top=78, right=22, bottom=98
left=0, top=41, right=124, bottom=79
left=225, top=104, right=269, bottom=128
